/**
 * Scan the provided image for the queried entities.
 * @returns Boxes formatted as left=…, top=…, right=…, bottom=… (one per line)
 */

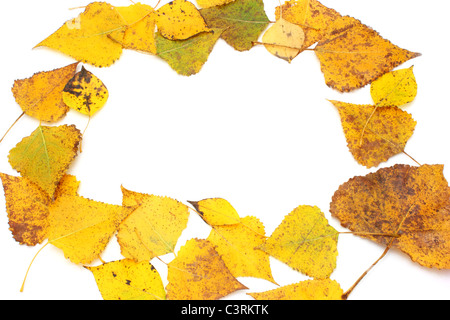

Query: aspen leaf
left=48, top=194, right=133, bottom=264
left=248, top=279, right=343, bottom=300
left=330, top=164, right=450, bottom=269
left=370, top=66, right=417, bottom=107
left=35, top=2, right=126, bottom=67
left=330, top=100, right=417, bottom=168
left=62, top=66, right=109, bottom=116
left=117, top=186, right=190, bottom=261
left=156, top=28, right=222, bottom=76
left=314, top=17, right=421, bottom=92
left=53, top=174, right=81, bottom=199
left=206, top=215, right=276, bottom=283
left=8, top=125, right=82, bottom=198
left=262, top=18, right=305, bottom=62
left=111, top=3, right=157, bottom=54
left=197, top=0, right=236, bottom=9
left=188, top=198, right=241, bottom=226
left=156, top=0, right=211, bottom=40
left=258, top=205, right=338, bottom=279
left=87, top=259, right=166, bottom=300
left=11, top=63, right=78, bottom=122
left=200, top=0, right=269, bottom=51
left=166, top=238, right=247, bottom=300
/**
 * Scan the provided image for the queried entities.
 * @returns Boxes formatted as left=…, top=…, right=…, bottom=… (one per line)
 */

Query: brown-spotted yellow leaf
left=197, top=0, right=236, bottom=8
left=11, top=63, right=78, bottom=122
left=8, top=124, right=81, bottom=198
left=330, top=164, right=450, bottom=269
left=248, top=279, right=343, bottom=300
left=87, top=259, right=166, bottom=300
left=111, top=3, right=157, bottom=54
left=314, top=17, right=421, bottom=92
left=262, top=17, right=305, bottom=62
left=166, top=238, right=247, bottom=300
left=330, top=100, right=417, bottom=168
left=117, top=186, right=190, bottom=261
left=200, top=0, right=269, bottom=51
left=48, top=194, right=133, bottom=265
left=35, top=2, right=126, bottom=67
left=258, top=205, right=338, bottom=279
left=156, top=0, right=210, bottom=40
left=188, top=198, right=240, bottom=226
left=53, top=174, right=80, bottom=199
left=0, top=173, right=50, bottom=246
left=370, top=66, right=417, bottom=107
left=62, top=66, right=109, bottom=116
left=207, top=215, right=276, bottom=283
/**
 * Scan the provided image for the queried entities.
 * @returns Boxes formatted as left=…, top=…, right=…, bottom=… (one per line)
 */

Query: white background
left=1, top=0, right=449, bottom=300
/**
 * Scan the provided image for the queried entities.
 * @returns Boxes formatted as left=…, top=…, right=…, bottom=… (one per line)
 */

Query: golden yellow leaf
left=258, top=205, right=338, bottom=279
left=166, top=238, right=247, bottom=300
left=62, top=66, right=109, bottom=116
left=0, top=173, right=50, bottom=246
left=8, top=125, right=82, bottom=198
left=112, top=3, right=157, bottom=54
left=35, top=2, right=126, bottom=67
left=156, top=0, right=210, bottom=40
left=53, top=174, right=80, bottom=199
left=262, top=18, right=305, bottom=62
left=330, top=164, right=450, bottom=269
left=117, top=186, right=190, bottom=261
left=197, top=0, right=236, bottom=8
left=188, top=198, right=241, bottom=226
left=248, top=279, right=343, bottom=300
left=370, top=66, right=417, bottom=107
left=48, top=194, right=133, bottom=264
left=87, top=259, right=166, bottom=300
left=330, top=100, right=417, bottom=168
left=11, top=63, right=78, bottom=122
left=207, top=216, right=275, bottom=283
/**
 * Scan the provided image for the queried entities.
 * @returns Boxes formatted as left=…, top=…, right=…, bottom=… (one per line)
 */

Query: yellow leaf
left=188, top=198, right=241, bottom=226
left=48, top=194, right=132, bottom=264
left=330, top=100, right=417, bottom=168
left=35, top=2, right=126, bottom=67
left=258, top=205, right=338, bottom=279
left=62, top=66, right=109, bottom=116
left=53, top=174, right=80, bottom=199
left=207, top=216, right=275, bottom=283
left=117, top=187, right=190, bottom=261
left=370, top=66, right=417, bottom=107
left=262, top=18, right=305, bottom=62
left=166, top=238, right=247, bottom=299
left=248, top=279, right=343, bottom=300
left=156, top=0, right=211, bottom=40
left=197, top=0, right=236, bottom=8
left=8, top=125, right=82, bottom=198
left=87, top=259, right=166, bottom=300
left=112, top=3, right=157, bottom=54
left=11, top=63, right=78, bottom=122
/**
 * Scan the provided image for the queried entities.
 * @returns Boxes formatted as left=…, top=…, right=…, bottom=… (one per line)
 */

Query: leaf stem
left=0, top=112, right=25, bottom=144
left=20, top=241, right=49, bottom=292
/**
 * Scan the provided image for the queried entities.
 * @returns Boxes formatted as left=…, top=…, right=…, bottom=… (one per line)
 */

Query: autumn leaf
left=261, top=18, right=305, bottom=62
left=207, top=215, right=275, bottom=283
left=35, top=2, right=126, bottom=67
left=48, top=194, right=133, bottom=264
left=258, top=205, right=338, bottom=279
left=117, top=186, right=190, bottom=261
left=62, top=66, right=109, bottom=116
left=314, top=17, right=421, bottom=92
left=197, top=0, right=236, bottom=9
left=11, top=63, right=78, bottom=123
left=166, top=238, right=247, bottom=300
left=8, top=124, right=81, bottom=198
left=156, top=0, right=211, bottom=40
left=330, top=164, right=450, bottom=269
left=200, top=0, right=269, bottom=51
left=156, top=29, right=223, bottom=76
left=53, top=174, right=81, bottom=199
left=248, top=279, right=343, bottom=300
left=111, top=3, right=157, bottom=54
left=370, top=66, right=417, bottom=107
left=87, top=259, right=166, bottom=300
left=188, top=198, right=241, bottom=226
left=330, top=100, right=417, bottom=168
